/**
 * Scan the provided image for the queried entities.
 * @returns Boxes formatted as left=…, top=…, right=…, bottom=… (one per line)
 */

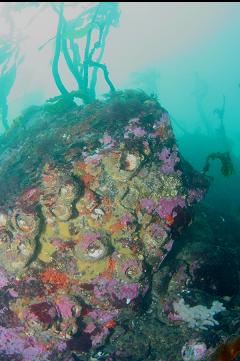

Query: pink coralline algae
left=155, top=197, right=186, bottom=218
left=90, top=327, right=109, bottom=347
left=120, top=283, right=140, bottom=300
left=124, top=118, right=146, bottom=139
left=0, top=268, right=10, bottom=289
left=131, top=127, right=146, bottom=137
left=84, top=322, right=96, bottom=334
left=100, top=133, right=113, bottom=145
left=167, top=312, right=183, bottom=322
left=150, top=222, right=168, bottom=238
left=80, top=232, right=101, bottom=249
left=100, top=133, right=115, bottom=149
left=22, top=346, right=50, bottom=361
left=56, top=341, right=67, bottom=352
left=149, top=113, right=171, bottom=138
left=87, top=309, right=119, bottom=325
left=181, top=340, right=207, bottom=361
left=55, top=296, right=75, bottom=319
left=51, top=238, right=64, bottom=247
left=187, top=188, right=205, bottom=204
left=0, top=326, right=50, bottom=361
left=139, top=198, right=156, bottom=214
left=93, top=276, right=140, bottom=302
left=158, top=146, right=180, bottom=174
left=119, top=213, right=134, bottom=226
left=84, top=153, right=102, bottom=164
left=120, top=258, right=142, bottom=275
left=153, top=113, right=170, bottom=129
left=163, top=239, right=174, bottom=252
left=159, top=112, right=170, bottom=124
left=8, top=288, right=18, bottom=298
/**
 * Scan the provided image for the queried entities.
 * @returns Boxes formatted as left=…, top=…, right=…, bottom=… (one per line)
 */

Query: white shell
left=125, top=154, right=138, bottom=171
left=0, top=213, right=7, bottom=228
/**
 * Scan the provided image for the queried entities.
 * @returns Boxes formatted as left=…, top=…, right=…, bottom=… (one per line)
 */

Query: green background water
left=1, top=2, right=240, bottom=212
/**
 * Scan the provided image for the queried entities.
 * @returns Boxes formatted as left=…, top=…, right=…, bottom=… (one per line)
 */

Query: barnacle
left=0, top=229, right=13, bottom=244
left=50, top=201, right=73, bottom=221
left=74, top=238, right=108, bottom=261
left=59, top=181, right=77, bottom=202
left=11, top=210, right=39, bottom=234
left=111, top=251, right=143, bottom=282
left=123, top=153, right=140, bottom=171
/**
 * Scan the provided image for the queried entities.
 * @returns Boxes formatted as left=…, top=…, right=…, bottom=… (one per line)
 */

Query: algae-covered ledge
left=0, top=90, right=210, bottom=360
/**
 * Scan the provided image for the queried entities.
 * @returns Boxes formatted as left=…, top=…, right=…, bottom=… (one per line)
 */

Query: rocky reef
left=0, top=90, right=213, bottom=361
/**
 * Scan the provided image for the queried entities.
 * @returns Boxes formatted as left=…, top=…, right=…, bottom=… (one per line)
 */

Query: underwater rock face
left=0, top=91, right=209, bottom=360
left=0, top=208, right=39, bottom=274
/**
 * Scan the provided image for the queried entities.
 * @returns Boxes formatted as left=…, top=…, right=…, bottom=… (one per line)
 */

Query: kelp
left=203, top=152, right=234, bottom=177
left=0, top=37, right=21, bottom=130
left=43, top=92, right=81, bottom=115
left=0, top=2, right=25, bottom=131
left=50, top=2, right=120, bottom=102
left=0, top=2, right=119, bottom=133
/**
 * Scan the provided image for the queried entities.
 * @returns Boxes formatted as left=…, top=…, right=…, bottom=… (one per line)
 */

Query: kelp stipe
left=202, top=152, right=234, bottom=177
